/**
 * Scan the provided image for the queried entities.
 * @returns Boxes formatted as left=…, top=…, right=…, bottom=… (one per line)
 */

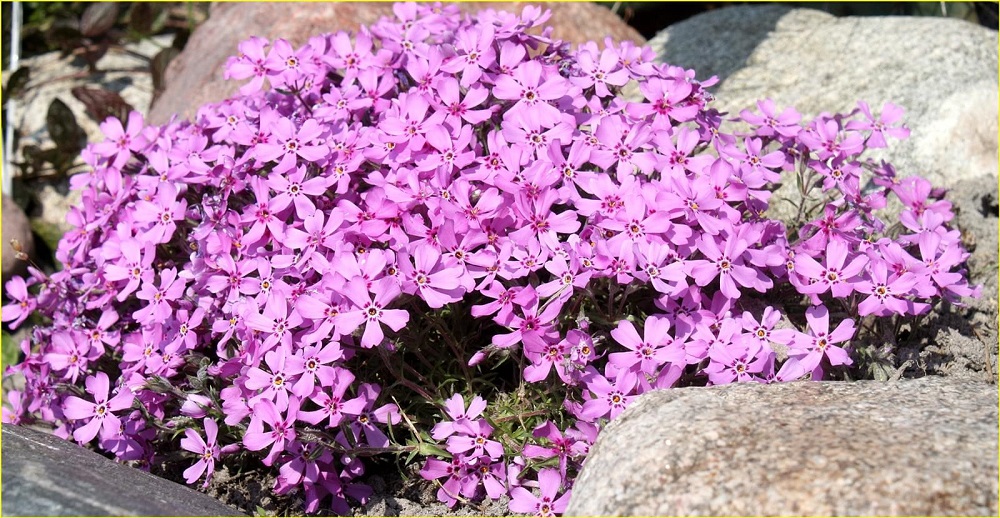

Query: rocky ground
left=1, top=3, right=996, bottom=517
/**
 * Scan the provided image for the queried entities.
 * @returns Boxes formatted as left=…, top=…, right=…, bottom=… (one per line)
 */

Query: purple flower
left=1, top=6, right=981, bottom=515
left=493, top=60, right=568, bottom=123
left=244, top=295, right=302, bottom=355
left=572, top=46, right=630, bottom=97
left=739, top=98, right=802, bottom=138
left=92, top=111, right=148, bottom=168
left=435, top=78, right=492, bottom=126
left=705, top=338, right=772, bottom=385
left=132, top=183, right=186, bottom=244
left=245, top=348, right=297, bottom=411
left=856, top=258, right=919, bottom=316
left=509, top=468, right=570, bottom=516
left=1, top=277, right=36, bottom=329
left=431, top=393, right=488, bottom=441
left=446, top=419, right=504, bottom=459
left=224, top=36, right=275, bottom=95
left=440, top=24, right=496, bottom=87
left=846, top=101, right=910, bottom=148
left=419, top=456, right=468, bottom=508
left=687, top=233, right=766, bottom=300
left=777, top=305, right=855, bottom=381
left=43, top=331, right=100, bottom=383
left=522, top=421, right=582, bottom=478
left=346, top=383, right=400, bottom=448
left=181, top=418, right=239, bottom=487
left=608, top=316, right=684, bottom=377
left=255, top=116, right=329, bottom=175
left=579, top=367, right=637, bottom=421
left=287, top=342, right=343, bottom=398
left=299, top=368, right=366, bottom=427
left=338, top=277, right=409, bottom=348
left=63, top=371, right=134, bottom=444
left=103, top=238, right=156, bottom=302
left=793, top=238, right=869, bottom=300
left=399, top=244, right=467, bottom=308
left=243, top=397, right=300, bottom=466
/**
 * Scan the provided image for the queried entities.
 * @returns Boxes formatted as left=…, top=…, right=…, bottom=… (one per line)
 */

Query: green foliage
left=29, top=219, right=64, bottom=269
left=1, top=331, right=19, bottom=376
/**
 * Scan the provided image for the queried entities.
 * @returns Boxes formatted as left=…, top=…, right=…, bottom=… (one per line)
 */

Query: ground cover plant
left=1, top=3, right=981, bottom=515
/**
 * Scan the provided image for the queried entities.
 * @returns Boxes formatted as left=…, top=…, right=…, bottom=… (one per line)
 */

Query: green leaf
left=417, top=442, right=451, bottom=459
left=29, top=219, right=66, bottom=259
left=1, top=331, right=20, bottom=374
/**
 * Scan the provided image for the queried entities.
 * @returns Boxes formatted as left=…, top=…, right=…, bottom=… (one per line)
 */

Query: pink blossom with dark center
left=63, top=371, right=134, bottom=444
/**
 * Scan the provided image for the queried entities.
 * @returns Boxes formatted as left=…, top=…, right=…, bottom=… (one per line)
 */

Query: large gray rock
left=2, top=425, right=244, bottom=516
left=2, top=196, right=34, bottom=284
left=566, top=378, right=998, bottom=516
left=644, top=5, right=998, bottom=189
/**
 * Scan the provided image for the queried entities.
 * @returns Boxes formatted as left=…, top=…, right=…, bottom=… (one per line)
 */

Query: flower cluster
left=1, top=3, right=979, bottom=515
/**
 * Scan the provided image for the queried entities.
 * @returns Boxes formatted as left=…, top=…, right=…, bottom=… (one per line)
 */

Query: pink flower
left=608, top=316, right=684, bottom=377
left=440, top=24, right=496, bottom=87
left=446, top=419, right=504, bottom=459
left=739, top=98, right=802, bottom=138
left=132, top=182, right=186, bottom=244
left=181, top=418, right=239, bottom=487
left=431, top=393, right=488, bottom=441
left=777, top=305, right=855, bottom=381
left=856, top=258, right=919, bottom=316
left=509, top=468, right=570, bottom=516
left=1, top=277, right=36, bottom=329
left=579, top=367, right=637, bottom=421
left=287, top=342, right=343, bottom=398
left=687, top=233, right=767, bottom=300
left=705, top=339, right=772, bottom=385
left=627, top=76, right=699, bottom=122
left=572, top=46, right=630, bottom=97
left=298, top=368, right=366, bottom=427
left=133, top=268, right=186, bottom=326
left=434, top=77, right=493, bottom=126
left=245, top=348, right=297, bottom=411
left=224, top=36, right=276, bottom=95
left=266, top=165, right=331, bottom=219
left=103, top=238, right=156, bottom=302
left=92, top=111, right=148, bottom=169
left=243, top=397, right=300, bottom=466
left=846, top=101, right=910, bottom=149
left=254, top=116, right=329, bottom=175
left=793, top=238, right=869, bottom=300
left=493, top=60, right=568, bottom=123
left=338, top=277, right=409, bottom=348
left=347, top=383, right=400, bottom=448
left=245, top=294, right=303, bottom=354
left=63, top=371, right=134, bottom=444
